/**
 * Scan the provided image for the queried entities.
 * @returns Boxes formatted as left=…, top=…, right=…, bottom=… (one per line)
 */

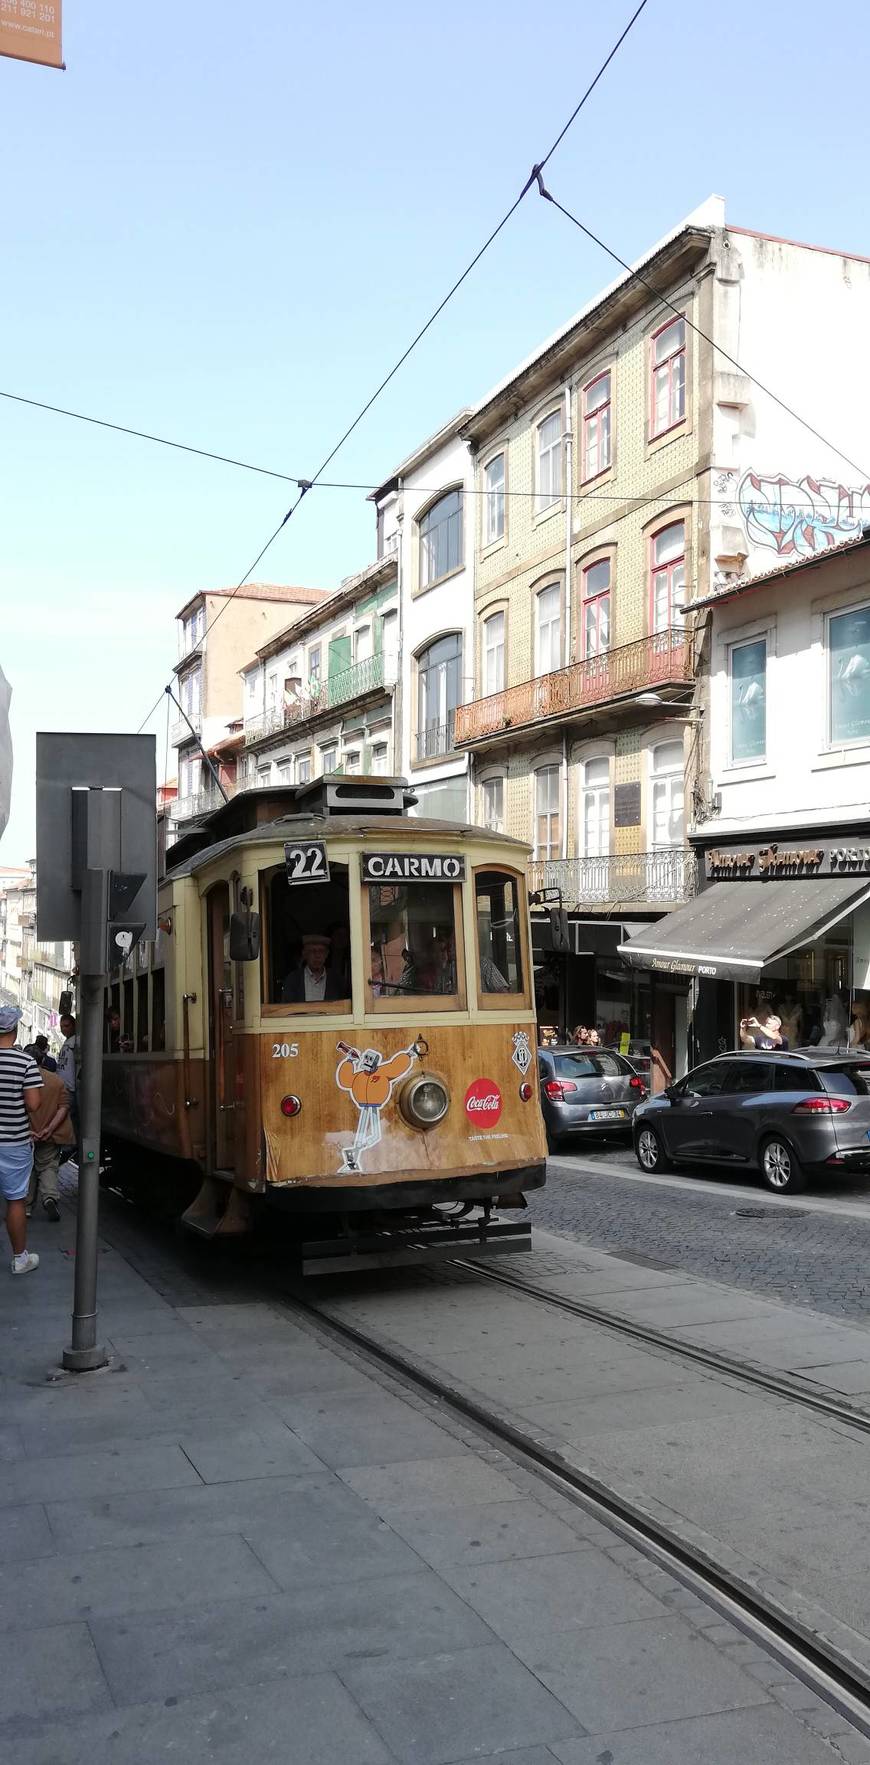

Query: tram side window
left=152, top=968, right=166, bottom=1052
left=474, top=870, right=523, bottom=996
left=367, top=882, right=460, bottom=1000
left=264, top=863, right=352, bottom=1008
left=106, top=980, right=121, bottom=1052
left=136, top=974, right=149, bottom=1052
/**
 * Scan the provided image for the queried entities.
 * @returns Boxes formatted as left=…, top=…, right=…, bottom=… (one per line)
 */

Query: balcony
left=529, top=848, right=698, bottom=912
left=168, top=784, right=236, bottom=825
left=244, top=652, right=396, bottom=747
left=455, top=630, right=692, bottom=749
left=415, top=709, right=456, bottom=763
left=171, top=710, right=202, bottom=747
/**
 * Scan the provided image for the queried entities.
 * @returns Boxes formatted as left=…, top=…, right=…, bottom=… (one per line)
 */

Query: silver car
left=538, top=1045, right=648, bottom=1148
left=633, top=1049, right=870, bottom=1194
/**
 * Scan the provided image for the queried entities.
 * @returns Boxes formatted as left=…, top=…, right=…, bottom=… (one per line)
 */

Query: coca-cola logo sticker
left=464, top=1078, right=503, bottom=1126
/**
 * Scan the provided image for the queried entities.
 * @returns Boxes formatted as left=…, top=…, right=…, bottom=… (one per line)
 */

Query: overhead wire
left=532, top=176, right=870, bottom=484
left=121, top=0, right=654, bottom=729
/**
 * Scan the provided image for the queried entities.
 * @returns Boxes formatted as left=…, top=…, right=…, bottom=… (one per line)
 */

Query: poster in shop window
left=0, top=0, right=63, bottom=68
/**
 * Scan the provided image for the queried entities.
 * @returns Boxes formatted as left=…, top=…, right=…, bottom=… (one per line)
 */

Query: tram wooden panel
left=102, top=1056, right=206, bottom=1163
left=259, top=1023, right=544, bottom=1189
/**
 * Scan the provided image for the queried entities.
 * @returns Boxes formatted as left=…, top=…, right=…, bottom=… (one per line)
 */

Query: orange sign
left=0, top=0, right=63, bottom=69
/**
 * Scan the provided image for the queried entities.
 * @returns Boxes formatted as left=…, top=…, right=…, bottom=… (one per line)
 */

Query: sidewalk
left=1, top=1203, right=858, bottom=1765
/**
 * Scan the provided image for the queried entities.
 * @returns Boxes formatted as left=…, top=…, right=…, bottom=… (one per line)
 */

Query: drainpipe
left=395, top=483, right=404, bottom=781
left=562, top=380, right=574, bottom=863
left=564, top=379, right=574, bottom=665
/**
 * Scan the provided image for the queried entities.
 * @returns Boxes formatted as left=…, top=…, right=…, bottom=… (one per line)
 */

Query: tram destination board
left=361, top=852, right=465, bottom=883
left=284, top=840, right=330, bottom=885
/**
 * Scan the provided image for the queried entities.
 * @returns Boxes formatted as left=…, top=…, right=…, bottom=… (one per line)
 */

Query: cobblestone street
left=530, top=1149, right=870, bottom=1323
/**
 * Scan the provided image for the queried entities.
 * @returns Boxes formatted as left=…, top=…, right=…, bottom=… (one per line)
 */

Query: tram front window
left=367, top=882, right=461, bottom=1003
left=263, top=864, right=352, bottom=1009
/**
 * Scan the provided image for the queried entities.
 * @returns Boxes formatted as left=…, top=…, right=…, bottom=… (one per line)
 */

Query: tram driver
left=280, top=932, right=346, bottom=1004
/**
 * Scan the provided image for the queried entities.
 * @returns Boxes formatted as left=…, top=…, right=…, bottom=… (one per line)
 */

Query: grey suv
left=633, top=1050, right=870, bottom=1194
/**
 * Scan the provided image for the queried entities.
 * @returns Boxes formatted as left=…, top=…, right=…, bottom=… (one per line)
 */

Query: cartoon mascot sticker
left=335, top=1039, right=422, bottom=1174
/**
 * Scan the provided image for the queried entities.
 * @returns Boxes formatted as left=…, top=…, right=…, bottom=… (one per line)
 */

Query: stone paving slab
left=1, top=1199, right=865, bottom=1765
left=549, top=1703, right=860, bottom=1764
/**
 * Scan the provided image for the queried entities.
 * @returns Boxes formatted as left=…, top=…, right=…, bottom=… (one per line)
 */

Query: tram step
left=181, top=1177, right=253, bottom=1239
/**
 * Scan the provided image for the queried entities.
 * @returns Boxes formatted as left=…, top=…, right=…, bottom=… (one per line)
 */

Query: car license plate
left=588, top=1108, right=626, bottom=1122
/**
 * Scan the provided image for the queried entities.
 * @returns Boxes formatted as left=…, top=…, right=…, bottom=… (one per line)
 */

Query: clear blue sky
left=2, top=0, right=867, bottom=861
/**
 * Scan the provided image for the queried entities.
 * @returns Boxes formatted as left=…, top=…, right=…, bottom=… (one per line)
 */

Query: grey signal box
left=36, top=733, right=157, bottom=946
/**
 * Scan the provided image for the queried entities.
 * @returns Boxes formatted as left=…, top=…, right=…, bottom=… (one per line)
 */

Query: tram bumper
left=301, top=1206, right=534, bottom=1276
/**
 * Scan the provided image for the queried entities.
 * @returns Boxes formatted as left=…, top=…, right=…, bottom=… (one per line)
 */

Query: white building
left=373, top=413, right=475, bottom=821
left=0, top=860, right=74, bottom=1049
left=620, top=533, right=870, bottom=1062
left=239, top=557, right=398, bottom=785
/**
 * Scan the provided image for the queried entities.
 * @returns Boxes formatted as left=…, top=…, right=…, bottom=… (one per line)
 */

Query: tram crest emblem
left=511, top=1030, right=532, bottom=1077
left=334, top=1039, right=421, bottom=1174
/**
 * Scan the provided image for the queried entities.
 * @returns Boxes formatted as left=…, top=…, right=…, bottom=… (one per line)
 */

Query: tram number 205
left=272, top=1042, right=300, bottom=1059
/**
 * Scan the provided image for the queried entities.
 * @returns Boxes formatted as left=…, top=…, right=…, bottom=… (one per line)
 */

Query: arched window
left=581, top=559, right=611, bottom=658
left=416, top=633, right=463, bottom=760
left=419, top=489, right=463, bottom=589
left=535, top=583, right=563, bottom=674
left=482, top=610, right=505, bottom=694
left=650, top=741, right=684, bottom=848
left=534, top=765, right=561, bottom=860
left=581, top=756, right=610, bottom=858
left=484, top=453, right=505, bottom=543
left=480, top=774, right=504, bottom=833
left=650, top=521, right=686, bottom=632
left=536, top=410, right=563, bottom=512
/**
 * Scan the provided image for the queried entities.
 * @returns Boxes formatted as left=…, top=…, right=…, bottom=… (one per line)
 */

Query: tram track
left=294, top=1278, right=870, bottom=1744
left=453, top=1256, right=870, bottom=1439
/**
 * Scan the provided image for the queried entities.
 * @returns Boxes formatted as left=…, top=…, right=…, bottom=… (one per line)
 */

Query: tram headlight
left=399, top=1074, right=449, bottom=1129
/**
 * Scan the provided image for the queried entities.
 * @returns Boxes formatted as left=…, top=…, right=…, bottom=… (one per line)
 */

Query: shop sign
left=702, top=840, right=862, bottom=881
left=362, top=853, right=465, bottom=883
left=0, top=0, right=63, bottom=69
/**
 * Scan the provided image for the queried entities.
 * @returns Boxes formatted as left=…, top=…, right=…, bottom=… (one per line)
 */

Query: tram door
left=207, top=883, right=236, bottom=1171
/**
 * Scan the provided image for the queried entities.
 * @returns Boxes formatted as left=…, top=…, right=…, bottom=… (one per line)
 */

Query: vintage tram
left=101, top=776, right=546, bottom=1270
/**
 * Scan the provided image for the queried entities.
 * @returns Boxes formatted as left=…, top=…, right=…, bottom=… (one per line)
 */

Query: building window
left=482, top=610, right=505, bottom=695
left=181, top=604, right=204, bottom=656
left=581, top=560, right=611, bottom=658
left=536, top=583, right=563, bottom=674
left=256, top=764, right=271, bottom=789
left=267, top=671, right=278, bottom=709
left=650, top=740, right=685, bottom=847
left=481, top=776, right=504, bottom=833
left=276, top=759, right=292, bottom=784
left=308, top=646, right=322, bottom=690
left=650, top=317, right=686, bottom=437
left=181, top=668, right=201, bottom=716
left=296, top=753, right=311, bottom=784
left=354, top=625, right=372, bottom=664
left=345, top=750, right=360, bottom=774
left=730, top=636, right=767, bottom=763
left=380, top=609, right=398, bottom=656
left=416, top=633, right=463, bottom=760
left=582, top=372, right=612, bottom=480
left=419, top=489, right=463, bottom=589
left=534, top=765, right=561, bottom=860
left=320, top=744, right=337, bottom=774
left=371, top=741, right=389, bottom=776
left=536, top=410, right=563, bottom=512
left=650, top=521, right=686, bottom=632
left=484, top=453, right=505, bottom=543
left=829, top=605, right=870, bottom=746
left=581, top=757, right=610, bottom=857
left=246, top=672, right=257, bottom=705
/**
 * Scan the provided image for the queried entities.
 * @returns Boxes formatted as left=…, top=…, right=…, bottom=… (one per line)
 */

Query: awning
left=618, top=877, right=870, bottom=983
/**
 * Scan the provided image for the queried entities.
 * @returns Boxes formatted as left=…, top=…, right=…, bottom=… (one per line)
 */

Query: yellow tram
left=101, top=776, right=547, bottom=1270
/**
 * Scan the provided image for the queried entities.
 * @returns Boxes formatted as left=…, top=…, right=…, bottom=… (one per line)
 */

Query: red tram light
left=280, top=1095, right=302, bottom=1118
left=519, top=1081, right=533, bottom=1101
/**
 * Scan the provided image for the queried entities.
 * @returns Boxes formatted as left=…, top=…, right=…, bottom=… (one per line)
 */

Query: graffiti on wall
left=737, top=471, right=870, bottom=559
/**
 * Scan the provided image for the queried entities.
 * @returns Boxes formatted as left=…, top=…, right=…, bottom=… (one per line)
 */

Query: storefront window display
left=735, top=924, right=870, bottom=1051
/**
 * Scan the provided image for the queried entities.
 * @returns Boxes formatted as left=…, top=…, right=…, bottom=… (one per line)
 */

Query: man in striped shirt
left=0, top=1004, right=43, bottom=1275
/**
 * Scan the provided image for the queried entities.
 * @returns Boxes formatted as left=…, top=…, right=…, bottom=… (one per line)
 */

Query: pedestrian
left=0, top=1004, right=43, bottom=1275
left=26, top=1058, right=74, bottom=1222
left=32, top=1034, right=57, bottom=1073
left=56, top=1012, right=79, bottom=1143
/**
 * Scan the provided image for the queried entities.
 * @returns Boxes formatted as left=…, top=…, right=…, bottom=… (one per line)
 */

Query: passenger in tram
left=280, top=933, right=346, bottom=1004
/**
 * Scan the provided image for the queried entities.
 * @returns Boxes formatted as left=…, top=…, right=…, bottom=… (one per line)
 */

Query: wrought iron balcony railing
left=244, top=651, right=397, bottom=746
left=455, top=629, right=692, bottom=746
left=529, top=848, right=698, bottom=911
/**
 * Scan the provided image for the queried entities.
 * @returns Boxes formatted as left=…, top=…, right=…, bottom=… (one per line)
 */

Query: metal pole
left=62, top=967, right=108, bottom=1371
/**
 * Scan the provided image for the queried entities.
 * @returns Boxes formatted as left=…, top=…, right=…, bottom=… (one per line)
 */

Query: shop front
left=532, top=914, right=689, bottom=1089
left=618, top=831, right=870, bottom=1065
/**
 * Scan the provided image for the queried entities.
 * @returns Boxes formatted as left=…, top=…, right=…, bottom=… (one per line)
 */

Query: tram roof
left=166, top=812, right=529, bottom=879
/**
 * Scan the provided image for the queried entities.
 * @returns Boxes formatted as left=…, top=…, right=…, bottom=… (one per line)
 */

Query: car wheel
left=635, top=1125, right=671, bottom=1173
left=759, top=1135, right=806, bottom=1195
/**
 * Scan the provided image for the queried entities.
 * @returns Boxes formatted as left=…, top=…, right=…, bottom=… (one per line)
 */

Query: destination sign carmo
left=361, top=852, right=465, bottom=883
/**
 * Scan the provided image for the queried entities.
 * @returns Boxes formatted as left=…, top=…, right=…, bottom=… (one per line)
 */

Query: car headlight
left=400, top=1075, right=449, bottom=1129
